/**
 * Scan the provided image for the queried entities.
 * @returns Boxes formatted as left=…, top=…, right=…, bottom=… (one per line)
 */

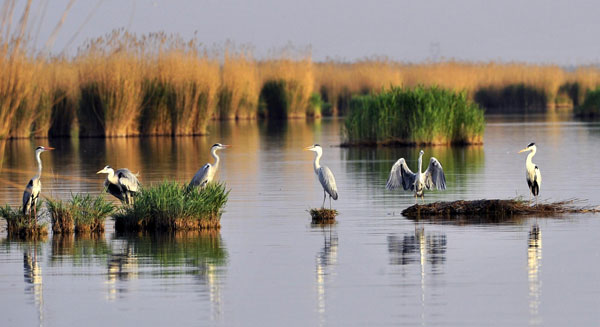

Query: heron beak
left=223, top=144, right=231, bottom=148
left=518, top=148, right=527, bottom=153
left=303, top=146, right=312, bottom=151
left=96, top=170, right=104, bottom=174
left=45, top=147, right=55, bottom=150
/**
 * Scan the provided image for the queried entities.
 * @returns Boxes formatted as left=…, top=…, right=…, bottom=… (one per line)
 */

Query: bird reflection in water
left=528, top=223, right=542, bottom=326
left=196, top=260, right=224, bottom=321
left=315, top=226, right=338, bottom=325
left=388, top=226, right=447, bottom=324
left=23, top=246, right=43, bottom=326
left=106, top=243, right=138, bottom=301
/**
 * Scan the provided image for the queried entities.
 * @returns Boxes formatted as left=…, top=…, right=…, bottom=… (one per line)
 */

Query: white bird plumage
left=22, top=146, right=54, bottom=219
left=305, top=144, right=338, bottom=209
left=519, top=142, right=542, bottom=203
left=189, top=143, right=230, bottom=189
left=386, top=150, right=446, bottom=201
left=97, top=165, right=141, bottom=204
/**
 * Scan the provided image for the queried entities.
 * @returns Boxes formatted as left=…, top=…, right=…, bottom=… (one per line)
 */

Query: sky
left=10, top=0, right=600, bottom=64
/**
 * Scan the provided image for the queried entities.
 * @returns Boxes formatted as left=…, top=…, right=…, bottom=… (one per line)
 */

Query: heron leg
left=329, top=196, right=332, bottom=210
left=322, top=191, right=326, bottom=209
left=33, top=197, right=37, bottom=225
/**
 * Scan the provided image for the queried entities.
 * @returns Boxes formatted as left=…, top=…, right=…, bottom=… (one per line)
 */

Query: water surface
left=1, top=114, right=600, bottom=326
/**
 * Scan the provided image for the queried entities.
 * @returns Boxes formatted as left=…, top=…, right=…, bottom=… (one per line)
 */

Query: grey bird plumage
left=22, top=146, right=54, bottom=218
left=97, top=165, right=141, bottom=204
left=189, top=143, right=231, bottom=189
left=305, top=144, right=338, bottom=209
left=386, top=150, right=446, bottom=200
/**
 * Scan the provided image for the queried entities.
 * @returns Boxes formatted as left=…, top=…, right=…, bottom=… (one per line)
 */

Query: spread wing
left=318, top=166, right=338, bottom=200
left=105, top=182, right=125, bottom=202
left=386, top=158, right=416, bottom=191
left=116, top=168, right=141, bottom=193
left=424, top=157, right=446, bottom=190
left=189, top=164, right=212, bottom=188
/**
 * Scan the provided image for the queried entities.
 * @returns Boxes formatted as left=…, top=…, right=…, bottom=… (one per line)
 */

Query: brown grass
left=402, top=199, right=599, bottom=220
left=218, top=49, right=260, bottom=119
left=309, top=208, right=338, bottom=224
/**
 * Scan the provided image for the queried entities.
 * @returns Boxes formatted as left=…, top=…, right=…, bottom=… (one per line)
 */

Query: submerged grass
left=113, top=181, right=229, bottom=232
left=47, top=194, right=115, bottom=233
left=0, top=203, right=47, bottom=239
left=343, top=86, right=485, bottom=146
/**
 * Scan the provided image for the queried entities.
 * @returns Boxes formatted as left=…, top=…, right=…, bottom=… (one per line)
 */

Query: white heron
left=304, top=144, right=338, bottom=209
left=96, top=166, right=141, bottom=204
left=386, top=150, right=446, bottom=201
left=519, top=142, right=541, bottom=203
left=22, top=146, right=54, bottom=220
left=189, top=143, right=231, bottom=189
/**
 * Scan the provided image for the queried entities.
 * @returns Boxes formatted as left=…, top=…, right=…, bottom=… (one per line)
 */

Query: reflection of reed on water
left=528, top=223, right=542, bottom=326
left=50, top=233, right=110, bottom=266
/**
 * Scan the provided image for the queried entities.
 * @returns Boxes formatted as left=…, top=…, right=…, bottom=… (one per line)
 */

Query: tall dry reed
left=218, top=50, right=259, bottom=119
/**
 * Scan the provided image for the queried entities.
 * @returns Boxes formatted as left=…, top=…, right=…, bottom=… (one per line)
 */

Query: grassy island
left=0, top=204, right=48, bottom=239
left=47, top=194, right=115, bottom=234
left=113, top=181, right=229, bottom=232
left=342, top=86, right=485, bottom=146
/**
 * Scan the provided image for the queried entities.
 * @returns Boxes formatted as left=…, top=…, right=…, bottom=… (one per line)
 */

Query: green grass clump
left=0, top=203, right=47, bottom=239
left=343, top=86, right=485, bottom=146
left=47, top=194, right=115, bottom=234
left=113, top=181, right=229, bottom=232
left=575, top=88, right=600, bottom=117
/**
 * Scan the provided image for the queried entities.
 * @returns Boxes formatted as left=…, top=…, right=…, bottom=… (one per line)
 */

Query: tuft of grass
left=343, top=86, right=485, bottom=146
left=47, top=194, right=115, bottom=234
left=309, top=208, right=338, bottom=224
left=0, top=203, right=47, bottom=239
left=114, top=181, right=229, bottom=232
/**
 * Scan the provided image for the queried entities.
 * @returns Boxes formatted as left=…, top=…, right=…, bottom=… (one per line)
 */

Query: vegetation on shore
left=2, top=1, right=600, bottom=139
left=574, top=88, right=600, bottom=117
left=309, top=208, right=338, bottom=224
left=0, top=203, right=48, bottom=239
left=47, top=194, right=116, bottom=234
left=343, top=86, right=485, bottom=146
left=113, top=181, right=229, bottom=232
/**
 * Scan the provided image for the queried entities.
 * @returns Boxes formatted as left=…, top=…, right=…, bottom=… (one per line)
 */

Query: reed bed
left=402, top=199, right=600, bottom=220
left=0, top=203, right=47, bottom=239
left=574, top=88, right=600, bottom=117
left=218, top=50, right=260, bottom=119
left=47, top=194, right=115, bottom=234
left=343, top=86, right=485, bottom=146
left=113, top=181, right=229, bottom=232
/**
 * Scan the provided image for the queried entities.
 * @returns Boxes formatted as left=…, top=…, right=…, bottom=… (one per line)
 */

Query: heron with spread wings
left=386, top=150, right=446, bottom=202
left=189, top=143, right=231, bottom=189
left=97, top=166, right=141, bottom=204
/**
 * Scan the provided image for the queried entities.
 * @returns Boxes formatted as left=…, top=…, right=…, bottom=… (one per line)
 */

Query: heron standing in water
left=519, top=142, right=542, bottom=204
left=22, top=146, right=54, bottom=220
left=386, top=150, right=446, bottom=202
left=97, top=166, right=141, bottom=204
left=189, top=143, right=231, bottom=189
left=304, top=144, right=338, bottom=209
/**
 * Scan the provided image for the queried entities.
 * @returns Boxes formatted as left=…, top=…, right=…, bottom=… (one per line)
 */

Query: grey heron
left=519, top=142, right=541, bottom=203
left=97, top=166, right=141, bottom=204
left=304, top=144, right=338, bottom=209
left=22, top=146, right=54, bottom=220
left=386, top=150, right=446, bottom=201
left=189, top=143, right=231, bottom=189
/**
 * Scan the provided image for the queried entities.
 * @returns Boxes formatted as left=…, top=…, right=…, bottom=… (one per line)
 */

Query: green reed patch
left=0, top=203, right=47, bottom=239
left=575, top=88, right=600, bottom=117
left=47, top=194, right=116, bottom=234
left=113, top=181, right=229, bottom=232
left=343, top=86, right=485, bottom=146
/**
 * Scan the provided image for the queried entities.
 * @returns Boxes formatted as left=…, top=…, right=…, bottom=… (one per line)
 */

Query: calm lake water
left=1, top=113, right=600, bottom=326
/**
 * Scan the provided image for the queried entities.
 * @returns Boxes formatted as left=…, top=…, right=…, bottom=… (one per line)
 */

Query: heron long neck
left=107, top=169, right=118, bottom=184
left=211, top=148, right=220, bottom=170
left=526, top=147, right=536, bottom=165
left=313, top=151, right=322, bottom=173
left=34, top=151, right=42, bottom=179
left=418, top=152, right=423, bottom=174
